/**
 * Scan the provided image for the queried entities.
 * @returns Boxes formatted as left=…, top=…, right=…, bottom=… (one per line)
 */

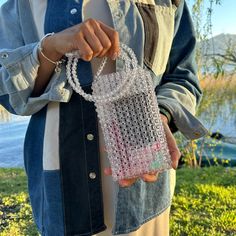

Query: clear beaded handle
left=66, top=43, right=139, bottom=102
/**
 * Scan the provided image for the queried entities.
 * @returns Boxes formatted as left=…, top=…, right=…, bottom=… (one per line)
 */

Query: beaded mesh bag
left=66, top=44, right=172, bottom=181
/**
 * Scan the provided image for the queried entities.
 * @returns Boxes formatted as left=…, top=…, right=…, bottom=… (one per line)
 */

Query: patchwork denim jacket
left=0, top=0, right=207, bottom=235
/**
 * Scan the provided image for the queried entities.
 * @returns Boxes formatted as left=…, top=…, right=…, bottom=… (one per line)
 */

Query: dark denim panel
left=24, top=106, right=47, bottom=234
left=135, top=3, right=159, bottom=70
left=45, top=0, right=82, bottom=33
left=43, top=170, right=65, bottom=236
left=59, top=89, right=105, bottom=236
left=81, top=94, right=106, bottom=231
left=45, top=1, right=105, bottom=234
left=0, top=94, right=16, bottom=114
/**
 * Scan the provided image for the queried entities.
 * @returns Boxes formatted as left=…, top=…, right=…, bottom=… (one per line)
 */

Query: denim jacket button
left=194, top=131, right=201, bottom=137
left=70, top=8, right=78, bottom=15
left=74, top=0, right=80, bottom=3
left=89, top=172, right=96, bottom=179
left=1, top=53, right=8, bottom=59
left=87, top=133, right=94, bottom=141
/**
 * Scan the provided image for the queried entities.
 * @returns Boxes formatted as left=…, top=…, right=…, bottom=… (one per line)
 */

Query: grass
left=0, top=167, right=235, bottom=235
left=170, top=167, right=236, bottom=236
left=0, top=169, right=38, bottom=236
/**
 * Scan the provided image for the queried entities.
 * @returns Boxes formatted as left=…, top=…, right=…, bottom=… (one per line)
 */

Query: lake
left=0, top=115, right=29, bottom=168
left=0, top=101, right=235, bottom=168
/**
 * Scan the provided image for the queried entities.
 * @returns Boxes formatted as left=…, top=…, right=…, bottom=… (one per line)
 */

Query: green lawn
left=0, top=167, right=235, bottom=236
left=171, top=167, right=236, bottom=236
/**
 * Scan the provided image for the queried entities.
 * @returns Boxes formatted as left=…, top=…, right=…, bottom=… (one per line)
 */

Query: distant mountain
left=200, top=33, right=236, bottom=56
left=198, top=34, right=236, bottom=73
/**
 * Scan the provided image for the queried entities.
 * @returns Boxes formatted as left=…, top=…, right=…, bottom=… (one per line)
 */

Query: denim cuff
left=0, top=43, right=39, bottom=69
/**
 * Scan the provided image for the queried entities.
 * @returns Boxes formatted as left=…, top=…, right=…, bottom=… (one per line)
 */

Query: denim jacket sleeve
left=0, top=0, right=72, bottom=116
left=156, top=0, right=208, bottom=140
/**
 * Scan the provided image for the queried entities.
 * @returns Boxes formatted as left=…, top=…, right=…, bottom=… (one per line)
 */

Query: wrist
left=42, top=34, right=63, bottom=61
left=38, top=33, right=65, bottom=72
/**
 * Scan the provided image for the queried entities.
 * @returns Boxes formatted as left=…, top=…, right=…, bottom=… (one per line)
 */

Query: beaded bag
left=66, top=44, right=172, bottom=181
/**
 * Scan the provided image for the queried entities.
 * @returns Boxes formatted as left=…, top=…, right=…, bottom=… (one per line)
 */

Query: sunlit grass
left=0, top=169, right=38, bottom=236
left=170, top=166, right=236, bottom=236
left=0, top=167, right=235, bottom=235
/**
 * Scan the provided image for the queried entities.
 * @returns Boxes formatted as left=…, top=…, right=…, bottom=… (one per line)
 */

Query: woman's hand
left=161, top=114, right=181, bottom=170
left=43, top=18, right=120, bottom=62
left=104, top=114, right=181, bottom=187
left=32, top=18, right=120, bottom=96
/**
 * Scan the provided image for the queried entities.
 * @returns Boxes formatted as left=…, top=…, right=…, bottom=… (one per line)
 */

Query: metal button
left=89, top=172, right=96, bottom=179
left=87, top=134, right=94, bottom=141
left=194, top=131, right=201, bottom=137
left=74, top=0, right=80, bottom=3
left=1, top=53, right=8, bottom=59
left=70, top=8, right=78, bottom=15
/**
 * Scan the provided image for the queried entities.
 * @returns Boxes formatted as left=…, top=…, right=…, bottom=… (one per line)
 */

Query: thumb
left=104, top=167, right=112, bottom=176
left=162, top=121, right=181, bottom=170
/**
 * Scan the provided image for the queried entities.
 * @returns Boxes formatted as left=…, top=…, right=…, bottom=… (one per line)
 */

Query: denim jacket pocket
left=135, top=2, right=176, bottom=76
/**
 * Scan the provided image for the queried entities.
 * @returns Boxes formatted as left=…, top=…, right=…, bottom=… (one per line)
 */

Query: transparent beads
left=66, top=44, right=172, bottom=181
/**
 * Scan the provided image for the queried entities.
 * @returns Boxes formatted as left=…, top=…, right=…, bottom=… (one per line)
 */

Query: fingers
left=104, top=167, right=112, bottom=176
left=141, top=172, right=158, bottom=182
left=104, top=167, right=159, bottom=187
left=119, top=178, right=138, bottom=187
left=82, top=30, right=104, bottom=58
left=74, top=19, right=119, bottom=61
left=89, top=20, right=112, bottom=58
left=104, top=167, right=138, bottom=187
left=162, top=121, right=181, bottom=170
left=47, top=19, right=120, bottom=61
left=74, top=34, right=94, bottom=61
left=98, top=20, right=120, bottom=59
left=169, top=145, right=181, bottom=170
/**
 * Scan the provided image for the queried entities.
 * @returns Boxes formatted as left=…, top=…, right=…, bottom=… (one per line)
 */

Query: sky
left=0, top=0, right=235, bottom=36
left=188, top=0, right=236, bottom=36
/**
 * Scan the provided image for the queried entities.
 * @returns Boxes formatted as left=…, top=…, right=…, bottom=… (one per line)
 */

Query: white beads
left=66, top=44, right=172, bottom=181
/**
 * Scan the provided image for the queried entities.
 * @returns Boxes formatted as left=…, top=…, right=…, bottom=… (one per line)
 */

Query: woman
left=0, top=0, right=207, bottom=235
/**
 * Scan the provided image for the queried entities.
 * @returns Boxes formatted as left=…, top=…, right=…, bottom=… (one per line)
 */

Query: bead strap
left=66, top=43, right=139, bottom=102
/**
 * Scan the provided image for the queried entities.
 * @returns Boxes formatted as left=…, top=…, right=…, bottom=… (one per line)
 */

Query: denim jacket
left=0, top=0, right=207, bottom=235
